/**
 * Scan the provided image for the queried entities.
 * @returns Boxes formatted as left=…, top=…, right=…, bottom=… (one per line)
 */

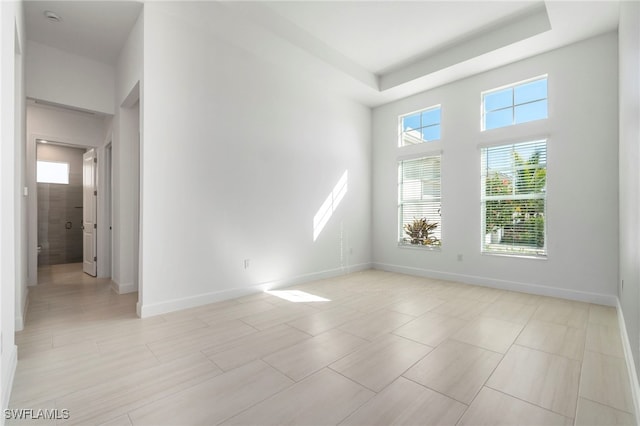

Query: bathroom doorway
left=36, top=140, right=94, bottom=277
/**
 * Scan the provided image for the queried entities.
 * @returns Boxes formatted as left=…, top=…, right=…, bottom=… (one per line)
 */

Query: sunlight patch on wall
left=313, top=170, right=348, bottom=241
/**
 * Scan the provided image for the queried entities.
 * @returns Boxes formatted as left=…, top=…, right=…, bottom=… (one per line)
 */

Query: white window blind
left=481, top=140, right=547, bottom=257
left=398, top=155, right=441, bottom=246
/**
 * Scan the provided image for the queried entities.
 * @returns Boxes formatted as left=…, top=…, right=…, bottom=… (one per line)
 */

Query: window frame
left=481, top=76, right=548, bottom=131
left=398, top=105, right=442, bottom=147
left=397, top=152, right=442, bottom=248
left=480, top=139, right=547, bottom=258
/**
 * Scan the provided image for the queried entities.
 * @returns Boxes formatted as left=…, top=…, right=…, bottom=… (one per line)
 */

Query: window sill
left=481, top=251, right=547, bottom=260
left=398, top=243, right=442, bottom=252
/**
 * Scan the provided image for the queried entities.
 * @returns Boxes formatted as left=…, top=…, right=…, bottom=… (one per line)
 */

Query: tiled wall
left=37, top=144, right=86, bottom=266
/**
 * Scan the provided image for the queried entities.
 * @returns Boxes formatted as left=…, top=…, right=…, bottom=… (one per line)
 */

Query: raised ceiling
left=23, top=1, right=620, bottom=106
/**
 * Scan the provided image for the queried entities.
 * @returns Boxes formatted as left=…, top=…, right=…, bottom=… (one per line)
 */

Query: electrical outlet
left=244, top=259, right=250, bottom=269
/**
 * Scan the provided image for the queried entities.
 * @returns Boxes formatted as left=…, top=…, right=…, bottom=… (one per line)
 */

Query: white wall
left=139, top=2, right=372, bottom=316
left=25, top=41, right=115, bottom=115
left=1, top=0, right=24, bottom=414
left=26, top=104, right=111, bottom=287
left=619, top=0, right=640, bottom=391
left=372, top=32, right=619, bottom=304
left=112, top=10, right=142, bottom=296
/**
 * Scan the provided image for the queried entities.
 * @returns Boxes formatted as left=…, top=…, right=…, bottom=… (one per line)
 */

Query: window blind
left=398, top=155, right=442, bottom=246
left=481, top=140, right=547, bottom=256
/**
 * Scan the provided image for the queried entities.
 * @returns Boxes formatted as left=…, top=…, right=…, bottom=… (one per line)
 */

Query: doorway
left=35, top=140, right=96, bottom=279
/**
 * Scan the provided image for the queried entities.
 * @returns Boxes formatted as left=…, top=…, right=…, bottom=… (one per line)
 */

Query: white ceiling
left=23, top=1, right=620, bottom=107
left=24, top=0, right=142, bottom=64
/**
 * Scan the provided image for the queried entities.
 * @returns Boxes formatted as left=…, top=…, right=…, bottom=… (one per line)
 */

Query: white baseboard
left=373, top=262, right=617, bottom=306
left=2, top=344, right=18, bottom=418
left=110, top=280, right=137, bottom=295
left=139, top=262, right=372, bottom=318
left=617, top=299, right=640, bottom=425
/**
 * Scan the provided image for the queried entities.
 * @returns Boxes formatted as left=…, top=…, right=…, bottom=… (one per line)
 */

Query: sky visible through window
left=484, top=78, right=547, bottom=130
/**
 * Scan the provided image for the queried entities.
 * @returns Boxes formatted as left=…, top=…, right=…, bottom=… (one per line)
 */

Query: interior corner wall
left=372, top=32, right=619, bottom=304
left=25, top=40, right=115, bottom=115
left=113, top=8, right=142, bottom=297
left=619, top=0, right=640, bottom=382
left=139, top=2, right=372, bottom=316
left=1, top=0, right=24, bottom=414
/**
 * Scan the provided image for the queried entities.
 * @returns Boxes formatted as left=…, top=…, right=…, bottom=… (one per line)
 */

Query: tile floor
left=9, top=264, right=636, bottom=425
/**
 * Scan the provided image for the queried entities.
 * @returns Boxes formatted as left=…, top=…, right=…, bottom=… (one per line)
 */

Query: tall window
left=399, top=106, right=441, bottom=146
left=398, top=155, right=441, bottom=247
left=483, top=77, right=547, bottom=131
left=37, top=161, right=69, bottom=184
left=481, top=140, right=547, bottom=257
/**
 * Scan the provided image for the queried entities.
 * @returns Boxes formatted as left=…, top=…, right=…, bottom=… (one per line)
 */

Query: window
left=398, top=155, right=441, bottom=247
left=483, top=77, right=547, bottom=130
left=37, top=161, right=69, bottom=184
left=481, top=140, right=547, bottom=257
left=399, top=106, right=441, bottom=146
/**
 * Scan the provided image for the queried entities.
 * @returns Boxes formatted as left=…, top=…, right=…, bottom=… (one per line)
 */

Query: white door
left=83, top=149, right=97, bottom=276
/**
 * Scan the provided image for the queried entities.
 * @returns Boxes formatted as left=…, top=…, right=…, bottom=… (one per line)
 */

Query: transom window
left=37, top=161, right=69, bottom=184
left=483, top=77, right=548, bottom=131
left=481, top=140, right=547, bottom=257
left=398, top=155, right=442, bottom=247
left=399, top=106, right=441, bottom=146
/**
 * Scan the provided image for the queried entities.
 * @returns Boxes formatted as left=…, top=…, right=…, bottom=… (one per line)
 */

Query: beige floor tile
left=195, top=300, right=276, bottom=325
left=458, top=387, right=572, bottom=426
left=96, top=415, right=133, bottom=426
left=11, top=344, right=159, bottom=407
left=329, top=333, right=432, bottom=392
left=286, top=305, right=365, bottom=335
left=452, top=316, right=523, bottom=353
left=222, top=368, right=374, bottom=425
left=495, top=290, right=543, bottom=306
left=533, top=299, right=589, bottom=329
left=203, top=324, right=310, bottom=371
left=340, top=376, right=466, bottom=426
left=58, top=353, right=221, bottom=425
left=589, top=304, right=619, bottom=327
left=579, top=350, right=634, bottom=413
left=263, top=329, right=366, bottom=381
left=385, top=295, right=447, bottom=317
left=128, top=360, right=293, bottom=426
left=393, top=311, right=467, bottom=347
left=487, top=345, right=581, bottom=417
left=516, top=319, right=586, bottom=360
left=585, top=323, right=624, bottom=358
left=404, top=339, right=502, bottom=404
left=337, top=293, right=399, bottom=313
left=240, top=303, right=319, bottom=330
left=575, top=397, right=635, bottom=426
left=432, top=298, right=491, bottom=320
left=481, top=300, right=537, bottom=325
left=337, top=309, right=414, bottom=341
left=146, top=320, right=257, bottom=363
left=96, top=318, right=209, bottom=354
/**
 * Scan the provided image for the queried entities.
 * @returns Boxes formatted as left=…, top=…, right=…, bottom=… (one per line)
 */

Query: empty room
left=0, top=0, right=639, bottom=425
